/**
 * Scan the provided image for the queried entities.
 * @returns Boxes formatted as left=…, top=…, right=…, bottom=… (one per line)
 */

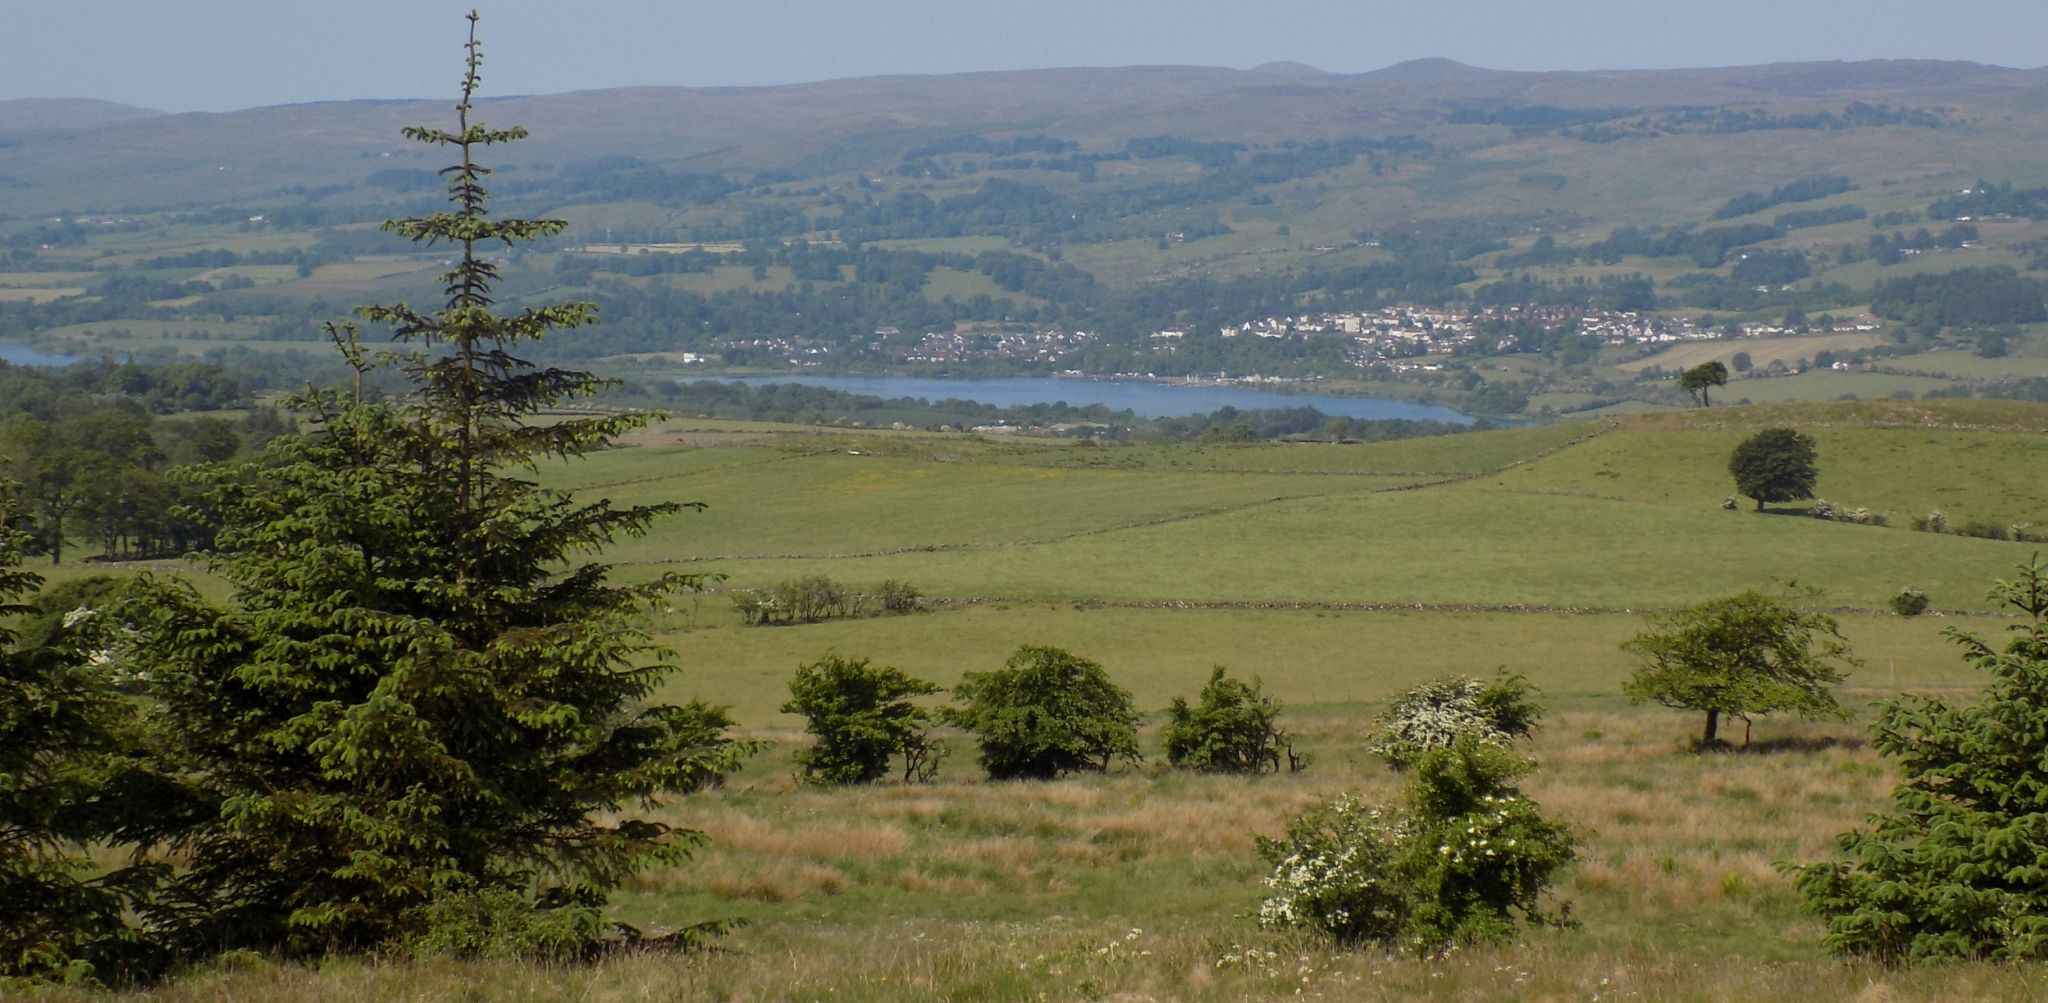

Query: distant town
left=705, top=304, right=1882, bottom=379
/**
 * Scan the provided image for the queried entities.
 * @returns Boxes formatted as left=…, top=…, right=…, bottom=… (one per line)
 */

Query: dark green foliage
left=1890, top=586, right=1931, bottom=617
left=120, top=17, right=749, bottom=961
left=1623, top=588, right=1855, bottom=745
left=1730, top=250, right=1812, bottom=287
left=783, top=654, right=943, bottom=784
left=1713, top=176, right=1855, bottom=221
left=0, top=489, right=158, bottom=986
left=1679, top=361, right=1729, bottom=407
left=945, top=645, right=1141, bottom=780
left=1796, top=559, right=2048, bottom=962
left=1870, top=266, right=2047, bottom=331
left=1928, top=179, right=2048, bottom=222
left=1728, top=427, right=1819, bottom=510
left=1163, top=667, right=1298, bottom=774
left=1257, top=736, right=1577, bottom=951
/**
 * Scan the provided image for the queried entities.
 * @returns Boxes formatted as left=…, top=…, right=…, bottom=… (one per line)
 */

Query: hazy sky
left=12, top=1, right=2047, bottom=113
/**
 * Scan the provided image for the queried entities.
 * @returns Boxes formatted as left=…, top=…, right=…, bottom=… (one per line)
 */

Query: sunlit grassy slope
left=565, top=401, right=2048, bottom=613
left=59, top=399, right=2048, bottom=1002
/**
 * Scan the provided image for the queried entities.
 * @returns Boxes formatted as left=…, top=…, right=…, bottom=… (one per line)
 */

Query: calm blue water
left=718, top=375, right=1471, bottom=422
left=0, top=344, right=80, bottom=367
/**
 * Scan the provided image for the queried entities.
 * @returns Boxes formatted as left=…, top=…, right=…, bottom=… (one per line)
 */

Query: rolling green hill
left=558, top=400, right=2048, bottom=616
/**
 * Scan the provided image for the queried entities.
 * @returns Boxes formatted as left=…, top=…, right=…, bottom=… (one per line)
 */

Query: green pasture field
left=921, top=266, right=1042, bottom=306
left=685, top=483, right=2024, bottom=609
left=40, top=399, right=2048, bottom=1001
left=0, top=270, right=98, bottom=287
left=0, top=286, right=86, bottom=303
left=551, top=406, right=2045, bottom=611
left=1877, top=347, right=2048, bottom=380
left=33, top=318, right=310, bottom=357
left=1616, top=331, right=1888, bottom=373
left=301, top=255, right=444, bottom=286
left=650, top=603, right=1992, bottom=725
left=662, top=264, right=817, bottom=294
left=1718, top=369, right=1954, bottom=403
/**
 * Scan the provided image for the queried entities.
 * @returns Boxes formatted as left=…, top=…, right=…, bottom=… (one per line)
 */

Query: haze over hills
left=6, top=57, right=2048, bottom=215
left=9, top=54, right=2048, bottom=420
left=0, top=97, right=165, bottom=133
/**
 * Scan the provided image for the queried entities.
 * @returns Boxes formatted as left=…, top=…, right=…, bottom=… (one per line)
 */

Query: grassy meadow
left=48, top=399, right=2048, bottom=1001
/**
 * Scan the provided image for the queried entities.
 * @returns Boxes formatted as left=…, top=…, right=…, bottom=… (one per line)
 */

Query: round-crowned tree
left=1163, top=666, right=1297, bottom=774
left=945, top=645, right=1140, bottom=780
left=783, top=654, right=941, bottom=785
left=1622, top=587, right=1854, bottom=746
left=1729, top=427, right=1819, bottom=511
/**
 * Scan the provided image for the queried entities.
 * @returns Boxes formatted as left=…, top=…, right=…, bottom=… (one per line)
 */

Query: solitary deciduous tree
left=1163, top=666, right=1297, bottom=774
left=1728, top=426, right=1819, bottom=511
left=783, top=654, right=942, bottom=784
left=1622, top=588, right=1855, bottom=745
left=1679, top=360, right=1729, bottom=406
left=946, top=645, right=1140, bottom=780
left=124, top=13, right=748, bottom=960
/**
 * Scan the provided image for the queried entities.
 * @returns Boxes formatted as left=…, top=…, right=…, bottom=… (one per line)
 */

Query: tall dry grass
left=43, top=700, right=2048, bottom=1002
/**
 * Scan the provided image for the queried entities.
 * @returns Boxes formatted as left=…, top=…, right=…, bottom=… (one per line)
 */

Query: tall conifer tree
left=127, top=12, right=746, bottom=957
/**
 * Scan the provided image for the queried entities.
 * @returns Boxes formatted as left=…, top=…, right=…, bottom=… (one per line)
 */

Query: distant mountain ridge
left=3, top=57, right=2047, bottom=216
left=0, top=97, right=164, bottom=133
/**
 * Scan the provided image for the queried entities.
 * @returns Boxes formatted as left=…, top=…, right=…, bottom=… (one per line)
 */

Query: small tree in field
left=1623, top=588, right=1855, bottom=746
left=1796, top=557, right=2048, bottom=962
left=1729, top=427, right=1819, bottom=511
left=1679, top=360, right=1729, bottom=407
left=123, top=15, right=748, bottom=960
left=946, top=645, right=1140, bottom=780
left=1368, top=671, right=1541, bottom=769
left=1163, top=666, right=1299, bottom=774
left=1257, top=736, right=1576, bottom=951
left=783, top=654, right=942, bottom=784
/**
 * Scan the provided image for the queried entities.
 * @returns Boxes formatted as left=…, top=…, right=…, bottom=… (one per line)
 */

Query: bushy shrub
left=1257, top=736, right=1577, bottom=951
left=734, top=576, right=923, bottom=625
left=782, top=654, right=942, bottom=784
left=1368, top=672, right=1541, bottom=769
left=1955, top=519, right=2011, bottom=541
left=945, top=645, right=1140, bottom=780
left=1796, top=558, right=2048, bottom=962
left=1163, top=667, right=1301, bottom=774
left=1809, top=499, right=1887, bottom=526
left=1890, top=586, right=1931, bottom=618
left=1912, top=509, right=1949, bottom=533
left=874, top=579, right=923, bottom=614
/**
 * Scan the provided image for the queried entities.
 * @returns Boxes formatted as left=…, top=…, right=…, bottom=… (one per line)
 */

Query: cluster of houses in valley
left=1155, top=304, right=1880, bottom=372
left=882, top=326, right=1102, bottom=365
left=716, top=305, right=1879, bottom=371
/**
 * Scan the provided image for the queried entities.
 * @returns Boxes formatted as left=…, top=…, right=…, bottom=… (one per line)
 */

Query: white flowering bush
left=1256, top=736, right=1576, bottom=951
left=1367, top=672, right=1540, bottom=769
